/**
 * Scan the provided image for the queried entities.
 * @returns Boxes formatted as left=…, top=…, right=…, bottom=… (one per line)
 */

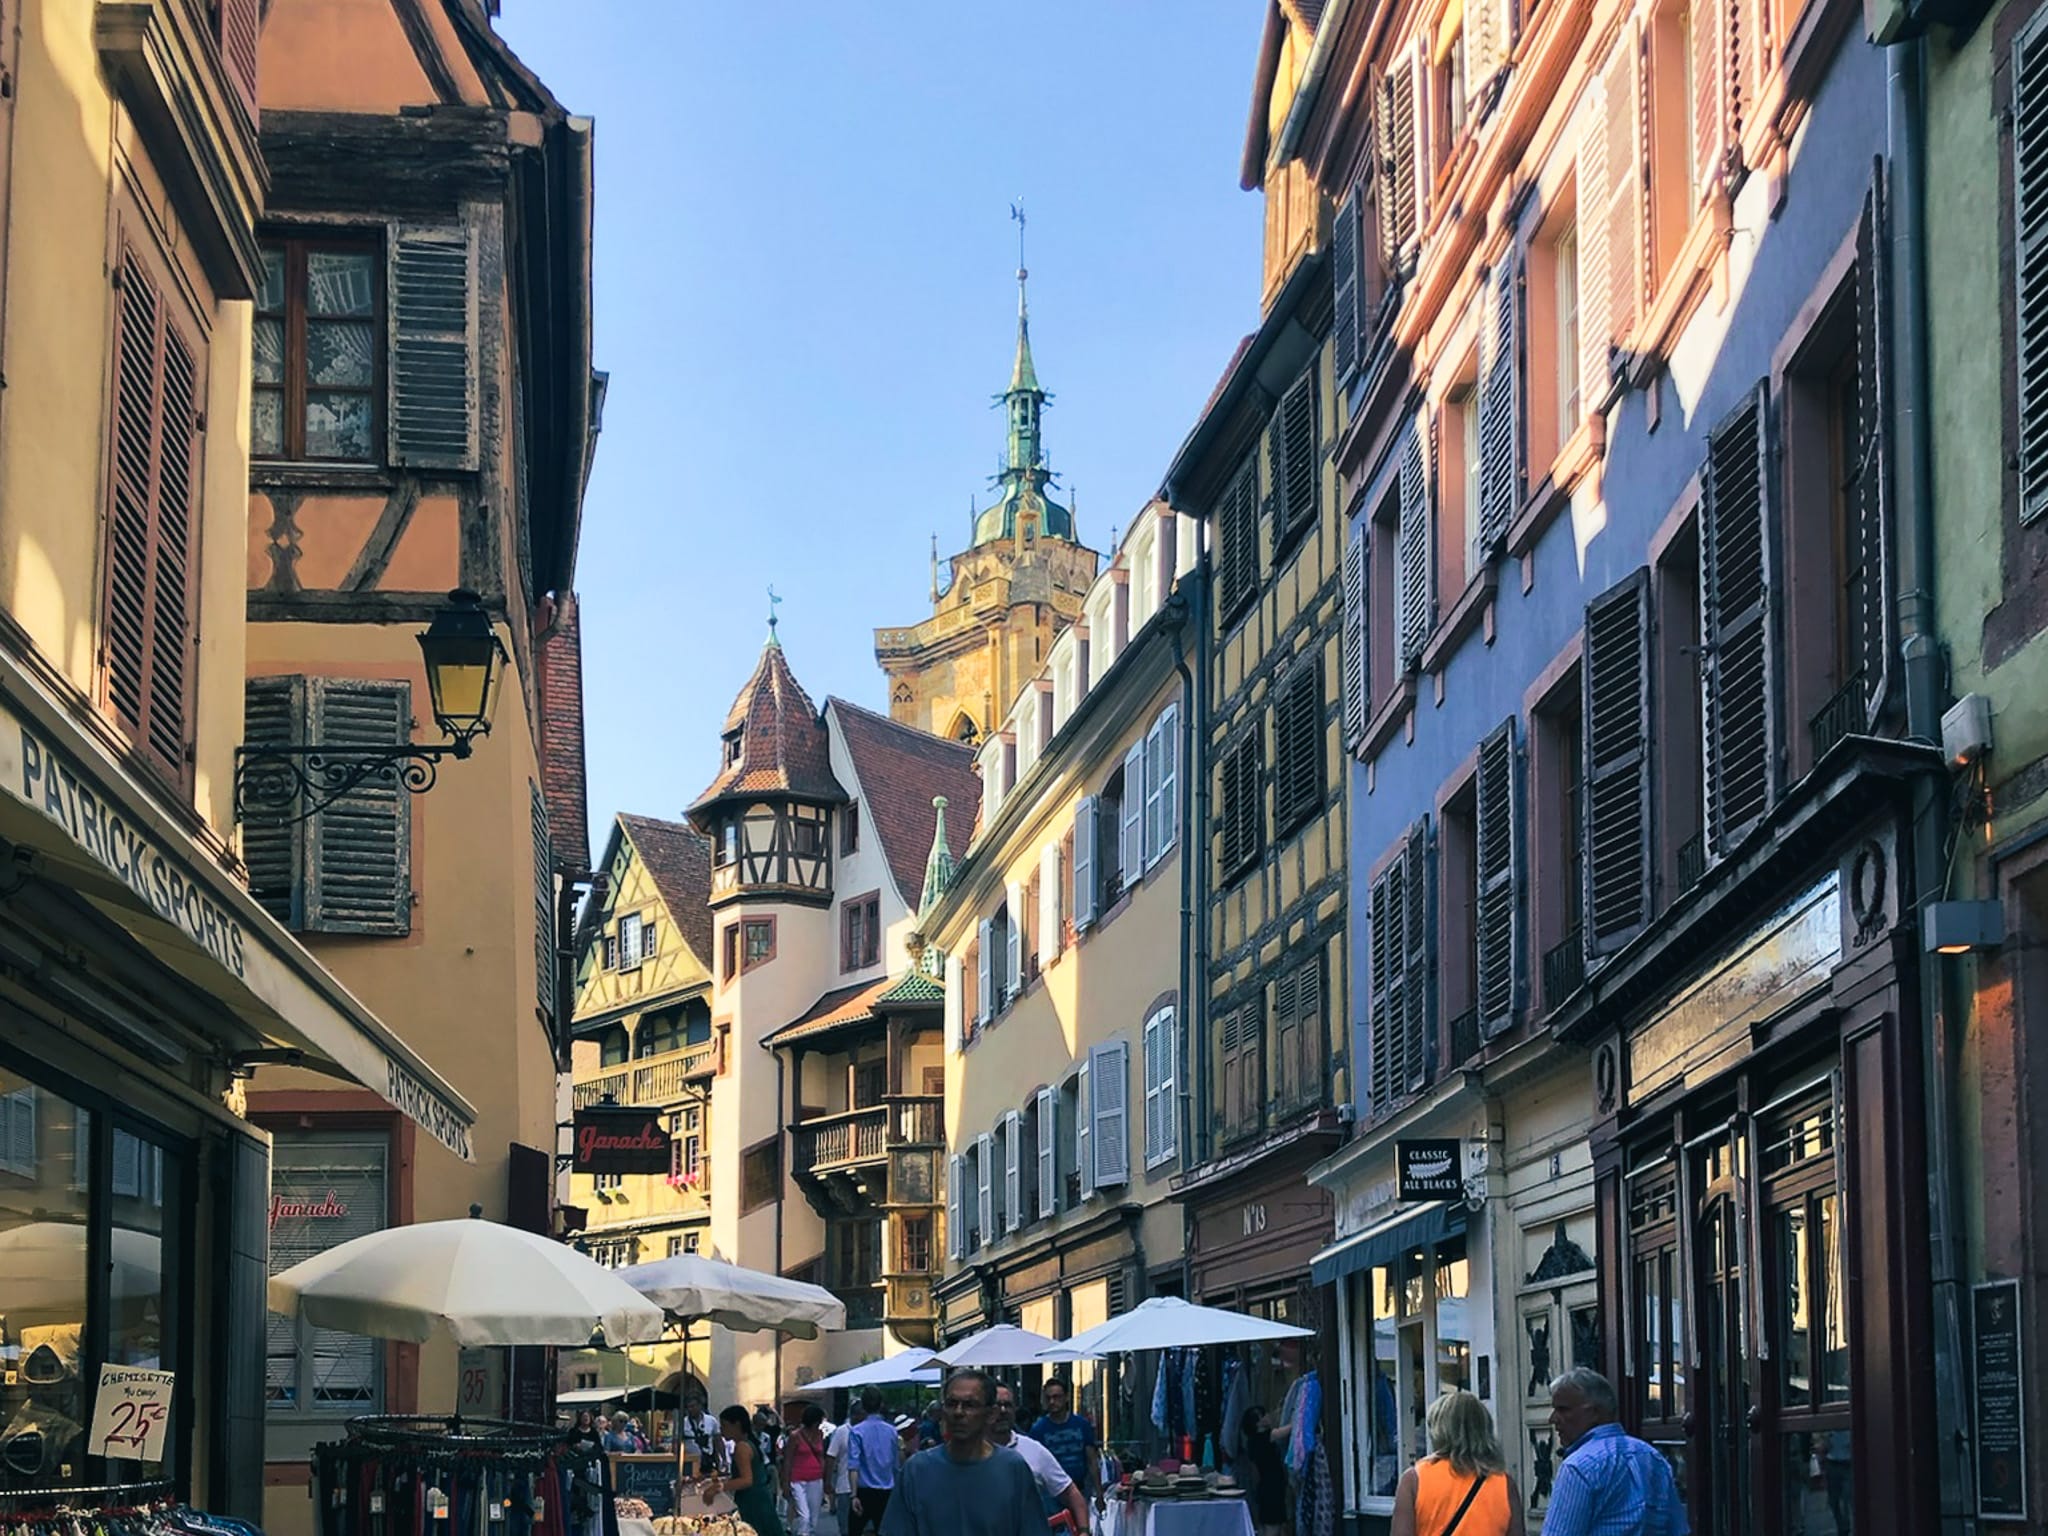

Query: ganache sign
left=572, top=1106, right=670, bottom=1175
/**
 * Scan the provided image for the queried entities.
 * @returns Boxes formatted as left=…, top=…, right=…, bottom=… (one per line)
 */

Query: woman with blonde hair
left=1390, top=1389, right=1524, bottom=1536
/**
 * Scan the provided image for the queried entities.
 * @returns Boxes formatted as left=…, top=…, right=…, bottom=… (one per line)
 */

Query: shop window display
left=1348, top=1237, right=1472, bottom=1511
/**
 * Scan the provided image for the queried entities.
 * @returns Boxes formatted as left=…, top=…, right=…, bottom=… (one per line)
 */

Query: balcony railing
left=1811, top=671, right=1869, bottom=763
left=573, top=1041, right=715, bottom=1109
left=892, top=1096, right=944, bottom=1146
left=1448, top=1007, right=1481, bottom=1068
left=574, top=1070, right=630, bottom=1109
left=794, top=1107, right=889, bottom=1176
left=1543, top=926, right=1586, bottom=1013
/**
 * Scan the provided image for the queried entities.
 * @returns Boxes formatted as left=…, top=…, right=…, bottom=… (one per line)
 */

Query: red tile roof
left=617, top=814, right=714, bottom=968
left=537, top=592, right=591, bottom=869
left=829, top=698, right=982, bottom=909
left=688, top=641, right=843, bottom=813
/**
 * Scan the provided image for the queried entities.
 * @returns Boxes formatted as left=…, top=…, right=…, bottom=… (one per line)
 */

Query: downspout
left=1887, top=32, right=1972, bottom=1534
left=1169, top=584, right=1200, bottom=1192
left=1273, top=0, right=1358, bottom=167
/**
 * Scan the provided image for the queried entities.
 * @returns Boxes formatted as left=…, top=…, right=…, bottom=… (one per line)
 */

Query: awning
left=0, top=664, right=476, bottom=1161
left=1309, top=1201, right=1466, bottom=1287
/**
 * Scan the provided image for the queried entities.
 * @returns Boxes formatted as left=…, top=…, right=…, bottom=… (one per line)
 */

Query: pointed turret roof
left=920, top=797, right=957, bottom=916
left=689, top=641, right=842, bottom=813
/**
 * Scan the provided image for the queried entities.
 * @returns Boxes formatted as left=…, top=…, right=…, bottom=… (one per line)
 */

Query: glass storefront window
left=1367, top=1266, right=1398, bottom=1499
left=1818, top=1193, right=1849, bottom=1403
left=1434, top=1246, right=1470, bottom=1398
left=1354, top=1235, right=1478, bottom=1510
left=268, top=1135, right=388, bottom=1424
left=1779, top=1203, right=1810, bottom=1407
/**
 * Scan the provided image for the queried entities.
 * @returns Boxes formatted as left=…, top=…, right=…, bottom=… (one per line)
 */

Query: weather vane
left=767, top=584, right=783, bottom=639
left=1010, top=199, right=1027, bottom=286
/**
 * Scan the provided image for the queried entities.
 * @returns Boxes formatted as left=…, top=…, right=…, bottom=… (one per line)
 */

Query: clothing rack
left=0, top=1480, right=176, bottom=1512
left=314, top=1414, right=618, bottom=1536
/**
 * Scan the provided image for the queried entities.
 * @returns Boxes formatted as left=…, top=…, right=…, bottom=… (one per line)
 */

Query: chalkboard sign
left=1974, top=1278, right=2027, bottom=1522
left=609, top=1453, right=676, bottom=1517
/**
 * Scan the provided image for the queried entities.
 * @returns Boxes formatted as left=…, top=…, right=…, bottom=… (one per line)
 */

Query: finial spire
left=929, top=533, right=940, bottom=604
left=1006, top=202, right=1040, bottom=399
left=766, top=584, right=783, bottom=646
left=919, top=795, right=956, bottom=916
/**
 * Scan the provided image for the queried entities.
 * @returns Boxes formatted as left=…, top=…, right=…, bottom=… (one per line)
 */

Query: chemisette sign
left=88, top=1366, right=175, bottom=1462
left=572, top=1106, right=671, bottom=1175
left=1397, top=1139, right=1464, bottom=1202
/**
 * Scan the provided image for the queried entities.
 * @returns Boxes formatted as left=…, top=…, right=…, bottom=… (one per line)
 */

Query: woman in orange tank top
left=1390, top=1389, right=1524, bottom=1536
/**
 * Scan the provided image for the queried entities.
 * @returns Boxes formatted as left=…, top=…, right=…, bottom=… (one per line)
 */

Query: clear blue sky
left=495, top=2, right=1267, bottom=857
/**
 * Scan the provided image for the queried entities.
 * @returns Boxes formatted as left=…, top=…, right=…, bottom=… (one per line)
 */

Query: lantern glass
left=418, top=590, right=504, bottom=748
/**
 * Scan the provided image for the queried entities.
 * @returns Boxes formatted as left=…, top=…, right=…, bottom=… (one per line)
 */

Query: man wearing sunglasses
left=879, top=1368, right=1041, bottom=1536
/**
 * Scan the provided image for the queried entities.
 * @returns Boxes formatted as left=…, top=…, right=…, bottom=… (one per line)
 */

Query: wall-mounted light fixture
left=1922, top=899, right=2005, bottom=956
left=235, top=589, right=508, bottom=826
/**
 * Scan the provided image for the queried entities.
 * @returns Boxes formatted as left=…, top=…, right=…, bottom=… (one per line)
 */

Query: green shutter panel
left=1333, top=184, right=1361, bottom=382
left=1475, top=717, right=1519, bottom=1035
left=1342, top=523, right=1369, bottom=751
left=387, top=227, right=478, bottom=470
left=532, top=780, right=557, bottom=1030
left=1852, top=168, right=1893, bottom=728
left=1402, top=821, right=1432, bottom=1094
left=306, top=680, right=413, bottom=935
left=1477, top=256, right=1522, bottom=555
left=242, top=676, right=306, bottom=928
left=1275, top=367, right=1318, bottom=541
left=2018, top=13, right=2048, bottom=523
left=1700, top=383, right=1777, bottom=857
left=1397, top=417, right=1433, bottom=668
left=1583, top=570, right=1654, bottom=957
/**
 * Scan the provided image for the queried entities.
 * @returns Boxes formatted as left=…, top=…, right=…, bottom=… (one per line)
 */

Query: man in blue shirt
left=1543, top=1368, right=1689, bottom=1536
left=847, top=1387, right=903, bottom=1536
left=1029, top=1377, right=1101, bottom=1509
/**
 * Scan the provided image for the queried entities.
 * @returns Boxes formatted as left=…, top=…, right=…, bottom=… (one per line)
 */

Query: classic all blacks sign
left=572, top=1106, right=671, bottom=1175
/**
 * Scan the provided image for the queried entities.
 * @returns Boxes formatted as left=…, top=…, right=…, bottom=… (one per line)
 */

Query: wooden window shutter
left=1150, top=703, right=1180, bottom=864
left=1273, top=966, right=1300, bottom=1111
left=1733, top=0, right=1772, bottom=144
left=1477, top=255, right=1523, bottom=556
left=1397, top=416, right=1435, bottom=668
left=975, top=1132, right=994, bottom=1245
left=1221, top=735, right=1263, bottom=875
left=1333, top=182, right=1362, bottom=381
left=1574, top=74, right=1614, bottom=415
left=1272, top=367, right=1319, bottom=543
left=105, top=244, right=202, bottom=786
left=976, top=917, right=994, bottom=1020
left=1003, top=1110, right=1023, bottom=1234
left=1091, top=1040, right=1129, bottom=1187
left=1005, top=882, right=1025, bottom=999
left=1368, top=860, right=1401, bottom=1111
left=1073, top=796, right=1098, bottom=930
left=1039, top=842, right=1062, bottom=961
left=1224, top=454, right=1261, bottom=616
left=213, top=0, right=260, bottom=124
left=1582, top=570, right=1654, bottom=958
left=1120, top=742, right=1145, bottom=888
left=1475, top=717, right=1520, bottom=1035
left=1293, top=956, right=1322, bottom=1107
left=1401, top=820, right=1433, bottom=1093
left=387, top=226, right=479, bottom=470
left=2021, top=12, right=2048, bottom=523
left=1276, top=661, right=1322, bottom=831
left=1342, top=523, right=1369, bottom=751
left=946, top=1155, right=963, bottom=1260
left=1036, top=1086, right=1058, bottom=1216
left=1853, top=165, right=1893, bottom=724
left=306, top=680, right=413, bottom=935
left=532, top=779, right=556, bottom=1029
left=1379, top=58, right=1420, bottom=267
left=1464, top=0, right=1507, bottom=111
left=1691, top=0, right=1729, bottom=202
left=944, top=952, right=965, bottom=1053
left=242, top=676, right=306, bottom=928
left=1700, top=382, right=1778, bottom=856
left=1076, top=1054, right=1093, bottom=1199
left=1603, top=29, right=1647, bottom=364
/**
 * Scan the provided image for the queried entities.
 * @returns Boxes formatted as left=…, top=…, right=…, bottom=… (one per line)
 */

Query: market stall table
left=1125, top=1498, right=1254, bottom=1536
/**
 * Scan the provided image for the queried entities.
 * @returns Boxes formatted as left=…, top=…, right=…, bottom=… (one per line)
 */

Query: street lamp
left=235, top=589, right=509, bottom=826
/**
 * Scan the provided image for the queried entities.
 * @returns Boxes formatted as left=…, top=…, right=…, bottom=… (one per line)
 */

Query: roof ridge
left=828, top=696, right=977, bottom=757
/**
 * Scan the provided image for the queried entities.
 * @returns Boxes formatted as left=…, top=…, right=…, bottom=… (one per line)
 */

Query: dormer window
left=723, top=728, right=744, bottom=767
left=718, top=824, right=739, bottom=868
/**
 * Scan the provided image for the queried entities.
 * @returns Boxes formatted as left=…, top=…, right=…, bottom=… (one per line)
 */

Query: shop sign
left=1974, top=1278, right=2027, bottom=1521
left=1397, top=1139, right=1463, bottom=1202
left=88, top=1365, right=175, bottom=1461
left=573, top=1106, right=671, bottom=1174
left=270, top=1188, right=351, bottom=1231
left=457, top=1347, right=505, bottom=1417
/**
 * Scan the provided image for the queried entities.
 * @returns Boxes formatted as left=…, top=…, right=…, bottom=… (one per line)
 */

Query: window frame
left=840, top=890, right=881, bottom=973
left=739, top=1136, right=781, bottom=1216
left=252, top=232, right=385, bottom=465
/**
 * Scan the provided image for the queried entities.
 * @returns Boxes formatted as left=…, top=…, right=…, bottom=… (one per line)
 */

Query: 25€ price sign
left=88, top=1366, right=176, bottom=1462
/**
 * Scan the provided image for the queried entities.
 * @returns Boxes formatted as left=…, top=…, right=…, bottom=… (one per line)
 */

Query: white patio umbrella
left=1036, top=1297, right=1312, bottom=1359
left=615, top=1253, right=846, bottom=1340
left=931, top=1324, right=1066, bottom=1368
left=798, top=1349, right=943, bottom=1393
left=268, top=1216, right=665, bottom=1347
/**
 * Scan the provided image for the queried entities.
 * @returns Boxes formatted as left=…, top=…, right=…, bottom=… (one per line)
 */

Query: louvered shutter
left=1091, top=1040, right=1129, bottom=1187
left=1222, top=736, right=1263, bottom=873
left=1273, top=967, right=1300, bottom=1110
left=1036, top=1086, right=1058, bottom=1217
left=945, top=952, right=965, bottom=1053
left=1401, top=821, right=1431, bottom=1092
left=1342, top=524, right=1369, bottom=749
left=0, top=1090, right=34, bottom=1174
left=532, top=780, right=556, bottom=1029
left=1333, top=183, right=1362, bottom=381
left=1464, top=0, right=1506, bottom=109
left=1601, top=31, right=1645, bottom=370
left=1073, top=797, right=1098, bottom=930
left=1272, top=368, right=1319, bottom=541
left=387, top=226, right=479, bottom=470
left=1582, top=572, right=1654, bottom=957
left=1006, top=884, right=1026, bottom=1000
left=1700, top=383, right=1777, bottom=856
left=1294, top=958, right=1323, bottom=1105
left=1734, top=0, right=1771, bottom=144
left=1397, top=418, right=1434, bottom=667
left=1220, top=457, right=1260, bottom=616
left=1477, top=256, right=1522, bottom=556
left=1003, top=1111, right=1023, bottom=1234
left=1121, top=742, right=1145, bottom=890
left=1076, top=1056, right=1094, bottom=1200
left=2022, top=14, right=2048, bottom=523
left=1853, top=169, right=1893, bottom=725
left=1150, top=704, right=1179, bottom=864
left=1475, top=718, right=1520, bottom=1033
left=946, top=1155, right=963, bottom=1260
left=1692, top=0, right=1729, bottom=202
left=1380, top=50, right=1422, bottom=267
left=975, top=1132, right=994, bottom=1246
left=242, top=676, right=305, bottom=927
left=1039, top=843, right=1062, bottom=961
left=976, top=918, right=994, bottom=1021
left=307, top=680, right=412, bottom=935
left=1368, top=862, right=1400, bottom=1111
left=1575, top=75, right=1614, bottom=414
left=1146, top=1008, right=1177, bottom=1166
left=215, top=0, right=260, bottom=123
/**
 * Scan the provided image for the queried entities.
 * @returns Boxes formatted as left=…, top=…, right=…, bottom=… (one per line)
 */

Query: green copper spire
left=919, top=795, right=956, bottom=916
left=971, top=204, right=1074, bottom=547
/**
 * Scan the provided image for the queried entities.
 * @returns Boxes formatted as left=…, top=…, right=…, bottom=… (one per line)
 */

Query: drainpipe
left=1887, top=33, right=1972, bottom=1534
left=1169, top=587, right=1200, bottom=1188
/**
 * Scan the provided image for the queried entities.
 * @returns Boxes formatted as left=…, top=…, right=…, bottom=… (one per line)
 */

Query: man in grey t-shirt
left=881, top=1368, right=1041, bottom=1536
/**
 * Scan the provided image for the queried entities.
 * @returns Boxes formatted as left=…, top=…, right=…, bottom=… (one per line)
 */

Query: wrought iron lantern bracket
left=234, top=741, right=469, bottom=826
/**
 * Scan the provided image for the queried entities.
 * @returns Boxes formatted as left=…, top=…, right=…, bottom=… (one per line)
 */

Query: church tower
left=875, top=219, right=1099, bottom=742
